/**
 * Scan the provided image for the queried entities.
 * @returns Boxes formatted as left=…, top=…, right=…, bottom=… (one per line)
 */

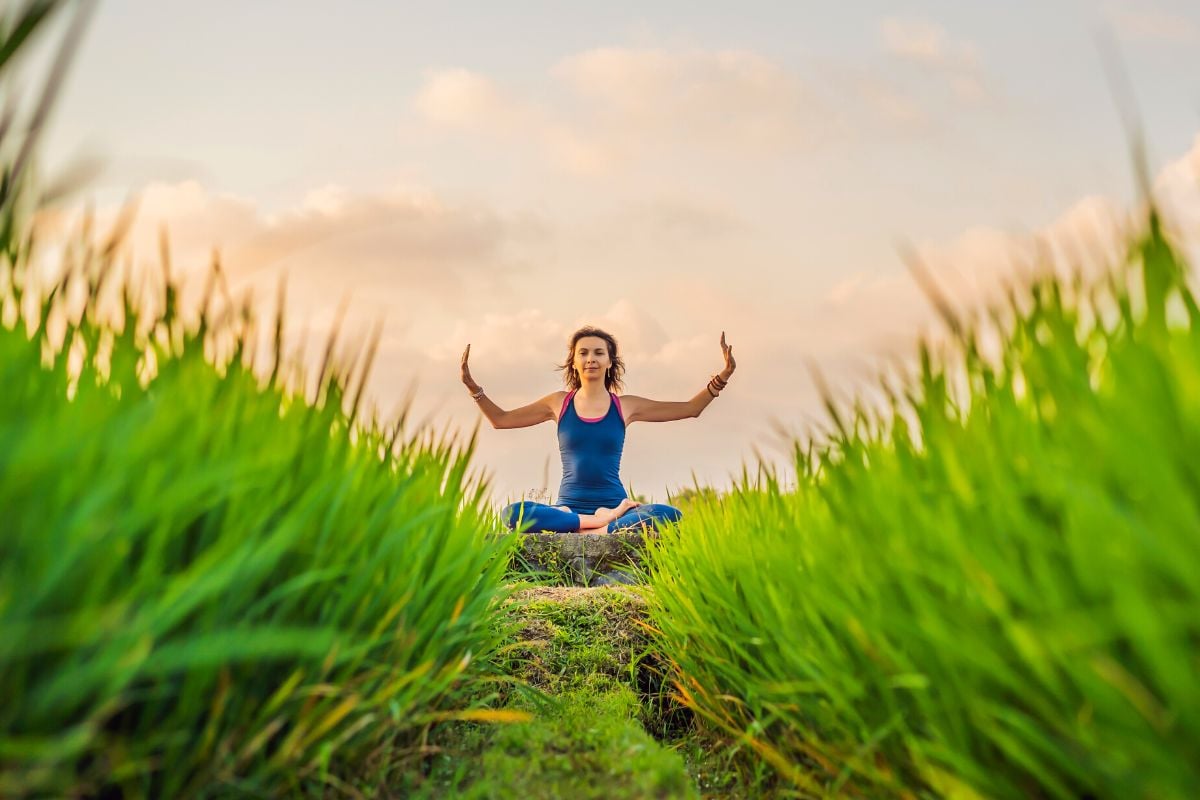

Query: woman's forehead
left=575, top=336, right=609, bottom=350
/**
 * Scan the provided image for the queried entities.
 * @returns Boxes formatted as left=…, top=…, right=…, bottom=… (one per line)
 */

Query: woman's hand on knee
left=614, top=498, right=641, bottom=516
left=578, top=499, right=642, bottom=532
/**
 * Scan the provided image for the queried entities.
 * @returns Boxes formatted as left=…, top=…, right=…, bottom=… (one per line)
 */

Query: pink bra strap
left=558, top=389, right=576, bottom=422
left=611, top=392, right=624, bottom=423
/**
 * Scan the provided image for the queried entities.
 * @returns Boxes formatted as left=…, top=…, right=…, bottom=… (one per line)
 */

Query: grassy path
left=401, top=587, right=766, bottom=799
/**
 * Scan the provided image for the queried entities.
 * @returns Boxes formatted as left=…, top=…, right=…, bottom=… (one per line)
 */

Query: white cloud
left=412, top=68, right=529, bottom=132
left=838, top=68, right=929, bottom=127
left=1153, top=133, right=1200, bottom=263
left=1104, top=3, right=1200, bottom=44
left=881, top=19, right=978, bottom=68
left=434, top=307, right=564, bottom=366
left=553, top=47, right=836, bottom=152
left=412, top=46, right=845, bottom=176
left=581, top=298, right=671, bottom=359
left=410, top=38, right=1006, bottom=178
left=78, top=180, right=544, bottom=316
left=880, top=18, right=989, bottom=103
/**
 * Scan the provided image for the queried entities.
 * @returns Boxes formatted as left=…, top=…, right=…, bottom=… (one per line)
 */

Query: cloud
left=433, top=307, right=565, bottom=366
left=917, top=195, right=1125, bottom=300
left=880, top=18, right=989, bottom=103
left=766, top=189, right=1134, bottom=433
left=837, top=69, right=929, bottom=127
left=837, top=193, right=1124, bottom=308
left=72, top=180, right=548, bottom=322
left=553, top=47, right=839, bottom=152
left=412, top=69, right=524, bottom=130
left=1153, top=133, right=1200, bottom=261
left=412, top=66, right=617, bottom=175
left=1154, top=133, right=1200, bottom=212
left=410, top=38, right=1007, bottom=176
left=881, top=19, right=975, bottom=67
left=432, top=297, right=673, bottom=369
left=412, top=47, right=845, bottom=176
left=1104, top=3, right=1200, bottom=44
left=581, top=297, right=672, bottom=360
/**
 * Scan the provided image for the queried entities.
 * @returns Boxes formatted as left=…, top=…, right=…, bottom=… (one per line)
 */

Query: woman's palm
left=460, top=344, right=476, bottom=388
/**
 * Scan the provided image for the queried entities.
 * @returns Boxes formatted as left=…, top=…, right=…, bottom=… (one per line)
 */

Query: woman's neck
left=576, top=382, right=608, bottom=400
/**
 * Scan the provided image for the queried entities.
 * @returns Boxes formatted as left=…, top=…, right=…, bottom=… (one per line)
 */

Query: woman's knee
left=644, top=503, right=683, bottom=524
left=502, top=501, right=535, bottom=530
left=609, top=503, right=682, bottom=532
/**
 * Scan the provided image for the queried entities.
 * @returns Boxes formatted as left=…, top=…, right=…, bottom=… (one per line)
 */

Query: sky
left=25, top=0, right=1200, bottom=505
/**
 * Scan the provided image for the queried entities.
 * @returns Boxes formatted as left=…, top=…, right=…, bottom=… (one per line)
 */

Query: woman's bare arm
left=621, top=390, right=712, bottom=423
left=478, top=393, right=562, bottom=429
left=461, top=344, right=563, bottom=429
left=622, top=332, right=736, bottom=424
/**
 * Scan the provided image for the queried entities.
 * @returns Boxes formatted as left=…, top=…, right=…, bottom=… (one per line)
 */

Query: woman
left=460, top=326, right=735, bottom=534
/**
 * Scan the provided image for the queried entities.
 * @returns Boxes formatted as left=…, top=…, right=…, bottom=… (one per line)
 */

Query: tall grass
left=645, top=212, right=1200, bottom=799
left=1, top=4, right=515, bottom=796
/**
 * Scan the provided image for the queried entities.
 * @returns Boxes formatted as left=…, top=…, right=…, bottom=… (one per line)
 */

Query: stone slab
left=502, top=528, right=658, bottom=586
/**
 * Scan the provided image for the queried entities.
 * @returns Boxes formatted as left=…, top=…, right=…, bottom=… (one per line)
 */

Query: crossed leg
left=606, top=503, right=682, bottom=533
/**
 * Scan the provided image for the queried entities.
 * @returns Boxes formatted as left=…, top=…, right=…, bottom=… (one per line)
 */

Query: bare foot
left=614, top=498, right=641, bottom=516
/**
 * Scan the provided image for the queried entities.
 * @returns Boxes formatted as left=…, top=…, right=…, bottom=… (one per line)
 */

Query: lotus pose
left=461, top=326, right=735, bottom=534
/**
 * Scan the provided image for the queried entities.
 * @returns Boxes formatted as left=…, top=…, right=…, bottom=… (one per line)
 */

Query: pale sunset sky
left=32, top=0, right=1200, bottom=505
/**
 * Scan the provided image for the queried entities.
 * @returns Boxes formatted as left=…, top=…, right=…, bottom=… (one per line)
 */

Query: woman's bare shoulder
left=544, top=390, right=569, bottom=416
left=615, top=393, right=646, bottom=419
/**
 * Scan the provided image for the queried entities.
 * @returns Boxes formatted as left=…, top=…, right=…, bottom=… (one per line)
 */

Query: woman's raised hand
left=719, top=331, right=736, bottom=381
left=461, top=344, right=480, bottom=392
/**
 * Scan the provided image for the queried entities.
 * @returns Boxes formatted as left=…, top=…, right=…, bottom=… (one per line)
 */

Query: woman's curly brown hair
left=557, top=326, right=625, bottom=393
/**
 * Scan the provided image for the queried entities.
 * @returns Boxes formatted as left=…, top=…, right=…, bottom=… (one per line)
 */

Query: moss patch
left=424, top=685, right=695, bottom=799
left=501, top=585, right=651, bottom=694
left=393, top=586, right=777, bottom=799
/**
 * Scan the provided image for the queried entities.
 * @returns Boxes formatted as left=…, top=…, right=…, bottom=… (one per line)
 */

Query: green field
left=4, top=3, right=1199, bottom=798
left=642, top=215, right=1200, bottom=798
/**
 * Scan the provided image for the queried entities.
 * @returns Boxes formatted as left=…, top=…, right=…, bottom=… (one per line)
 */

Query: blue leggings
left=502, top=501, right=683, bottom=534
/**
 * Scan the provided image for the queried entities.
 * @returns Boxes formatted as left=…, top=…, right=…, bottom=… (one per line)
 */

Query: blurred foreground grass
left=644, top=210, right=1200, bottom=798
left=1, top=4, right=516, bottom=796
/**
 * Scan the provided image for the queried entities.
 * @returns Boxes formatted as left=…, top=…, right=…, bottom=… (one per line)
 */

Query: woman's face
left=572, top=336, right=612, bottom=382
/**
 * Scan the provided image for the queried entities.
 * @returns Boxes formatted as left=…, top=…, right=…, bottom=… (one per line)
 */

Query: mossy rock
left=504, top=529, right=656, bottom=586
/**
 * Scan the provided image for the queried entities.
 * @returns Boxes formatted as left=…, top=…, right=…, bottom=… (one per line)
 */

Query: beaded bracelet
left=470, top=387, right=485, bottom=401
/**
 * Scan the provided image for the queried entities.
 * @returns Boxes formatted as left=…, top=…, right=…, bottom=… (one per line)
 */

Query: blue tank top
left=556, top=389, right=628, bottom=514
